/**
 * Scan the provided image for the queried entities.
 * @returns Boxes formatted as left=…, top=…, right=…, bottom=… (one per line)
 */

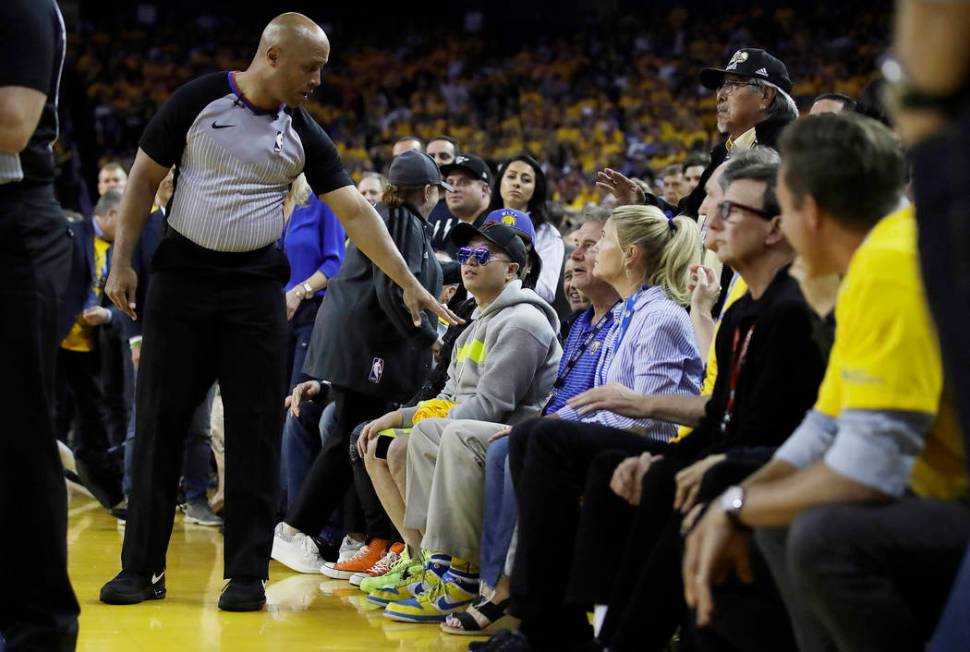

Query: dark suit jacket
left=59, top=218, right=110, bottom=341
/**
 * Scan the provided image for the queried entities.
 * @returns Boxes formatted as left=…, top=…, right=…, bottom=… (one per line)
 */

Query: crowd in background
left=44, top=2, right=970, bottom=652
left=54, top=4, right=889, bottom=217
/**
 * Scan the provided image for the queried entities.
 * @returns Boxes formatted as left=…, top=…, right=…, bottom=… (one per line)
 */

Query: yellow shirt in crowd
left=814, top=205, right=967, bottom=500
left=61, top=235, right=111, bottom=353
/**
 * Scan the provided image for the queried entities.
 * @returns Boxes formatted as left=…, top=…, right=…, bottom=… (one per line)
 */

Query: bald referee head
left=248, top=13, right=331, bottom=107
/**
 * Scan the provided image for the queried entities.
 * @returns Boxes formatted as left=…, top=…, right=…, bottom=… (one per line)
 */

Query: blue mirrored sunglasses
left=456, top=246, right=493, bottom=266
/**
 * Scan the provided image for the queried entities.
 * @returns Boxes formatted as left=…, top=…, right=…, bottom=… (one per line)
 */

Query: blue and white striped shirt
left=557, top=286, right=703, bottom=441
left=545, top=306, right=616, bottom=415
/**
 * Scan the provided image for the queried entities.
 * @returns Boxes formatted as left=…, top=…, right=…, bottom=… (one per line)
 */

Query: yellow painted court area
left=67, top=494, right=481, bottom=651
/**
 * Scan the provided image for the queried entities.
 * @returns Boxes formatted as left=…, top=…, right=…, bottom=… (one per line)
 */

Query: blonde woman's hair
left=288, top=173, right=312, bottom=208
left=610, top=205, right=701, bottom=306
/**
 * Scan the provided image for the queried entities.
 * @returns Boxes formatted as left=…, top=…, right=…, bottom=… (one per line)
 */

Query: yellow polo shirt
left=814, top=205, right=966, bottom=500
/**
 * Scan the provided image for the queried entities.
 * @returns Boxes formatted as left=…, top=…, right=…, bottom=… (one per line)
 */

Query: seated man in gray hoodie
left=358, top=217, right=562, bottom=622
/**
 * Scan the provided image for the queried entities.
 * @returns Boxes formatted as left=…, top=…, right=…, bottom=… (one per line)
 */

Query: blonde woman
left=472, top=204, right=705, bottom=649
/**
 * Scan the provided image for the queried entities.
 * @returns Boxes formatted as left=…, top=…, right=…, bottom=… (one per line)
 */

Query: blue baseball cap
left=482, top=208, right=535, bottom=245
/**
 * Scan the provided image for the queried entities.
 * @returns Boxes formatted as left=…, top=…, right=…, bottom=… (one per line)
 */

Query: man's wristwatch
left=302, top=281, right=314, bottom=297
left=720, top=485, right=751, bottom=531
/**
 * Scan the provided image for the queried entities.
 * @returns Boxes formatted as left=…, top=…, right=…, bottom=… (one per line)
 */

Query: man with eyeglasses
left=680, top=48, right=798, bottom=219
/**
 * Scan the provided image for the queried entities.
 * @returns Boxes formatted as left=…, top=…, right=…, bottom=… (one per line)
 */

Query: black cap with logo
left=440, top=154, right=493, bottom=186
left=450, top=221, right=529, bottom=268
left=700, top=48, right=792, bottom=95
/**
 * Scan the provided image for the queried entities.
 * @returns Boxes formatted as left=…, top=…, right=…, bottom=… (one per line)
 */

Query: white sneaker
left=270, top=523, right=324, bottom=573
left=337, top=534, right=366, bottom=563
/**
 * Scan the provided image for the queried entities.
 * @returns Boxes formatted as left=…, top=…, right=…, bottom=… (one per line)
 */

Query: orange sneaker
left=321, top=538, right=390, bottom=580
left=349, top=542, right=406, bottom=587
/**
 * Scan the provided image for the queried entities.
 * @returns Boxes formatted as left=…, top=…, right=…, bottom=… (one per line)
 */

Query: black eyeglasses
left=456, top=246, right=510, bottom=266
left=717, top=200, right=774, bottom=222
left=717, top=80, right=758, bottom=95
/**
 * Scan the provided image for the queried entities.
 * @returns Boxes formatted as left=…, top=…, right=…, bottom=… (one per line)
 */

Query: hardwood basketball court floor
left=67, top=492, right=483, bottom=651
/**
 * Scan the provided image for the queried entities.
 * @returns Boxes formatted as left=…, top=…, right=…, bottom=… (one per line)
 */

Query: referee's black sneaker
left=99, top=570, right=166, bottom=604
left=218, top=577, right=266, bottom=612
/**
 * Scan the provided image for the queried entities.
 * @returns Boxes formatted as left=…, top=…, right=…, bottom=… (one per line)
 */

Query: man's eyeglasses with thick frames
left=716, top=200, right=774, bottom=223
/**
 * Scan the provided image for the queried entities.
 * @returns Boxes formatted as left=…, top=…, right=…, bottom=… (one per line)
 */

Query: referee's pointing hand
left=404, top=282, right=463, bottom=327
left=106, top=264, right=139, bottom=320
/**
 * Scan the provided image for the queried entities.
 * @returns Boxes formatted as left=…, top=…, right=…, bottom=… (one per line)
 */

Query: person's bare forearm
left=0, top=86, right=47, bottom=153
left=648, top=394, right=709, bottom=427
left=334, top=191, right=418, bottom=291
left=896, top=0, right=970, bottom=95
left=739, top=460, right=890, bottom=528
left=691, top=313, right=715, bottom=361
left=741, top=457, right=797, bottom=488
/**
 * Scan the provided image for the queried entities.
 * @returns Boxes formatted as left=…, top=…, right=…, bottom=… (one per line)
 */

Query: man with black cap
left=681, top=48, right=799, bottom=217
left=359, top=215, right=561, bottom=623
left=597, top=48, right=797, bottom=223
left=430, top=153, right=493, bottom=256
left=271, top=149, right=449, bottom=578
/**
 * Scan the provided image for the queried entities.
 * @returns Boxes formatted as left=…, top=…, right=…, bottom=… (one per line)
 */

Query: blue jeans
left=122, top=377, right=214, bottom=503
left=280, top=400, right=335, bottom=510
left=480, top=436, right=518, bottom=587
left=279, top=400, right=345, bottom=541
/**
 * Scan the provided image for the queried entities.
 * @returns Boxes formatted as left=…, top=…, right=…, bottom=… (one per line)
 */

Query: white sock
left=593, top=604, right=608, bottom=638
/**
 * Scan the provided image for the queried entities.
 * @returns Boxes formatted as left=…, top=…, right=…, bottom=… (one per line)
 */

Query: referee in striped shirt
left=99, top=12, right=459, bottom=612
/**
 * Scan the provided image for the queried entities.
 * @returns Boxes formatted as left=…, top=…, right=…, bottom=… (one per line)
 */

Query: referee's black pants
left=0, top=184, right=80, bottom=651
left=122, top=234, right=289, bottom=580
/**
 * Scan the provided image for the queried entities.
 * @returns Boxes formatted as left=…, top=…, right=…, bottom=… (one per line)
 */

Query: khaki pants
left=405, top=417, right=502, bottom=563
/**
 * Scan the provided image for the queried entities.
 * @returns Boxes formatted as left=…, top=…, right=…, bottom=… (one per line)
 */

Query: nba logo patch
left=274, top=130, right=284, bottom=152
left=369, top=357, right=384, bottom=384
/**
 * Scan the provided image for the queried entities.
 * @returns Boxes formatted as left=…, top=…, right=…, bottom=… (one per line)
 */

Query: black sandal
left=441, top=597, right=516, bottom=636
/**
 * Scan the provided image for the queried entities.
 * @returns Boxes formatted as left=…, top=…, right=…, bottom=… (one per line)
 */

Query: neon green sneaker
left=383, top=574, right=479, bottom=623
left=359, top=547, right=420, bottom=593
left=366, top=555, right=432, bottom=606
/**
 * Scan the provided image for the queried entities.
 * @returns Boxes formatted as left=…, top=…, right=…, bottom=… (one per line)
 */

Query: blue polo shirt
left=544, top=305, right=616, bottom=415
left=282, top=194, right=346, bottom=297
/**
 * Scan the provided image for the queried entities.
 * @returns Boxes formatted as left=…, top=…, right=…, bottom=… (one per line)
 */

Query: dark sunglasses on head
left=456, top=246, right=509, bottom=266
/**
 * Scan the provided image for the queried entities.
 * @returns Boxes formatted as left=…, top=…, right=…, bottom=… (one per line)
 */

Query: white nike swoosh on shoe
left=152, top=571, right=165, bottom=584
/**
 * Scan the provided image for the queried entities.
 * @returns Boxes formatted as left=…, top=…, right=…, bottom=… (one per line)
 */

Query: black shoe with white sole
left=99, top=570, right=166, bottom=604
left=218, top=577, right=266, bottom=612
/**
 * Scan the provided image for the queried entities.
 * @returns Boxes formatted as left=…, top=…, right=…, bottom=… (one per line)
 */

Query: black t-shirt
left=428, top=199, right=457, bottom=252
left=0, top=0, right=65, bottom=187
left=139, top=71, right=352, bottom=252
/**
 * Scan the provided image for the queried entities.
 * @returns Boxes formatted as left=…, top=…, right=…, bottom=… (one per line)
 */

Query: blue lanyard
left=613, top=284, right=650, bottom=351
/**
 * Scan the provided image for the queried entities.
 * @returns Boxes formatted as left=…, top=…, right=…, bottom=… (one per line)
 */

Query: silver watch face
left=721, top=486, right=744, bottom=513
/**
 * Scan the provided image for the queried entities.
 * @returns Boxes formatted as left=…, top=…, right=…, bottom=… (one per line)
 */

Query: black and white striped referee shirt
left=140, top=71, right=352, bottom=252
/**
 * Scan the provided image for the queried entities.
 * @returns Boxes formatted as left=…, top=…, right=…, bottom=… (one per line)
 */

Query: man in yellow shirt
left=57, top=188, right=125, bottom=510
left=684, top=113, right=968, bottom=652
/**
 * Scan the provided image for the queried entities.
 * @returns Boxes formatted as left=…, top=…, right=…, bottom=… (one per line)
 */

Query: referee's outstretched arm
left=321, top=184, right=462, bottom=327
